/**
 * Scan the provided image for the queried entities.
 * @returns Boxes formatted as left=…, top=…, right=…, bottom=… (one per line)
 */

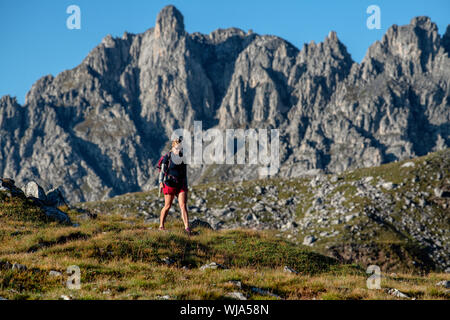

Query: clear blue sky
left=1, top=0, right=449, bottom=105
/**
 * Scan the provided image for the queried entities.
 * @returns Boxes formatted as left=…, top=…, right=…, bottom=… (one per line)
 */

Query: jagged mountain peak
left=0, top=95, right=17, bottom=106
left=155, top=5, right=185, bottom=38
left=300, top=30, right=350, bottom=58
left=0, top=10, right=448, bottom=203
left=370, top=15, right=440, bottom=59
left=410, top=16, right=437, bottom=30
left=442, top=25, right=450, bottom=55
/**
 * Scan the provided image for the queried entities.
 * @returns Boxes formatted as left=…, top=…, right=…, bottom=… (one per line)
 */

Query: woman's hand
left=159, top=182, right=164, bottom=190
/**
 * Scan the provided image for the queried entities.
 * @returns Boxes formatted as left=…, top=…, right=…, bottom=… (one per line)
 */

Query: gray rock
left=24, top=181, right=47, bottom=201
left=190, top=218, right=213, bottom=230
left=381, top=182, right=395, bottom=191
left=162, top=257, right=175, bottom=265
left=200, top=262, right=227, bottom=270
left=252, top=203, right=265, bottom=213
left=303, top=235, right=316, bottom=246
left=436, top=280, right=450, bottom=288
left=49, top=270, right=62, bottom=277
left=12, top=263, right=27, bottom=271
left=211, top=208, right=229, bottom=217
left=364, top=176, right=374, bottom=183
left=283, top=266, right=299, bottom=274
left=251, top=287, right=281, bottom=299
left=226, top=292, right=247, bottom=300
left=254, top=186, right=264, bottom=194
left=387, top=288, right=409, bottom=299
left=45, top=187, right=68, bottom=207
left=42, top=206, right=71, bottom=224
left=401, top=162, right=415, bottom=168
left=434, top=187, right=443, bottom=197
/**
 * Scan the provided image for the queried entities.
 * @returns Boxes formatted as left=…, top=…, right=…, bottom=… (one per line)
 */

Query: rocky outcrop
left=0, top=6, right=448, bottom=203
left=0, top=178, right=71, bottom=224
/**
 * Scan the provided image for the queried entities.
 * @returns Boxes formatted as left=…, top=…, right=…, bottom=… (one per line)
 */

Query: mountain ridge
left=1, top=5, right=449, bottom=203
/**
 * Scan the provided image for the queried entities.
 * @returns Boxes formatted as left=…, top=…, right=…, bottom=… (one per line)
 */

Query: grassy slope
left=0, top=149, right=449, bottom=300
left=76, top=149, right=449, bottom=272
left=0, top=212, right=448, bottom=300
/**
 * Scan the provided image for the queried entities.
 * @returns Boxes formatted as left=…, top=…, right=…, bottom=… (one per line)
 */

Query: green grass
left=0, top=149, right=448, bottom=300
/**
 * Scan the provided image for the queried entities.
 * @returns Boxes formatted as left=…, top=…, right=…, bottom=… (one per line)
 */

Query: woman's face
left=172, top=143, right=182, bottom=155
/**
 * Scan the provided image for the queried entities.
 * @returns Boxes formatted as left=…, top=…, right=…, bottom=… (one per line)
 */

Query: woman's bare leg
left=178, top=191, right=189, bottom=229
left=160, top=194, right=175, bottom=229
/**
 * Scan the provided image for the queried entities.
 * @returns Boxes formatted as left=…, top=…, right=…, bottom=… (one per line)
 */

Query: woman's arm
left=159, top=163, right=166, bottom=184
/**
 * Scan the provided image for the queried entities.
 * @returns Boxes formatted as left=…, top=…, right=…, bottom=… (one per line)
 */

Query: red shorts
left=162, top=183, right=187, bottom=196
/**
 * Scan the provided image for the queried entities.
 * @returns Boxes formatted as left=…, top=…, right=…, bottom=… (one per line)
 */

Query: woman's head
left=171, top=137, right=183, bottom=155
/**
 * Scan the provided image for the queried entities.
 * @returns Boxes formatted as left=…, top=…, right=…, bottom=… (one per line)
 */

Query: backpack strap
left=162, top=152, right=171, bottom=182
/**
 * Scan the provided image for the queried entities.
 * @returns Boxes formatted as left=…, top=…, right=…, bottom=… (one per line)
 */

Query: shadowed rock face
left=1, top=6, right=449, bottom=203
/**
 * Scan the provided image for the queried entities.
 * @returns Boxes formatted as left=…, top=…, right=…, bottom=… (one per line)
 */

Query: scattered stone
left=401, top=162, right=415, bottom=168
left=252, top=203, right=265, bottom=212
left=156, top=295, right=171, bottom=300
left=162, top=257, right=175, bottom=266
left=254, top=186, right=264, bottom=195
left=211, top=208, right=229, bottom=217
left=436, top=280, right=450, bottom=289
left=303, top=235, right=316, bottom=246
left=49, top=270, right=62, bottom=277
left=381, top=182, right=395, bottom=191
left=433, top=187, right=444, bottom=197
left=200, top=262, right=227, bottom=271
left=244, top=213, right=257, bottom=221
left=60, top=295, right=72, bottom=300
left=226, top=292, right=247, bottom=300
left=387, top=288, right=409, bottom=298
left=283, top=266, right=298, bottom=275
left=12, top=263, right=27, bottom=271
left=190, top=218, right=213, bottom=230
left=251, top=287, right=281, bottom=299
left=313, top=197, right=322, bottom=206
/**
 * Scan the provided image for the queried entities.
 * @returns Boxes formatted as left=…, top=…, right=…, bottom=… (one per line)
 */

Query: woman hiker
left=158, top=137, right=191, bottom=235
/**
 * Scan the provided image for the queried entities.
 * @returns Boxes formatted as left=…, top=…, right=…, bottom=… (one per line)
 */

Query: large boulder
left=24, top=181, right=47, bottom=201
left=45, top=187, right=68, bottom=207
left=0, top=178, right=25, bottom=197
left=41, top=206, right=71, bottom=224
